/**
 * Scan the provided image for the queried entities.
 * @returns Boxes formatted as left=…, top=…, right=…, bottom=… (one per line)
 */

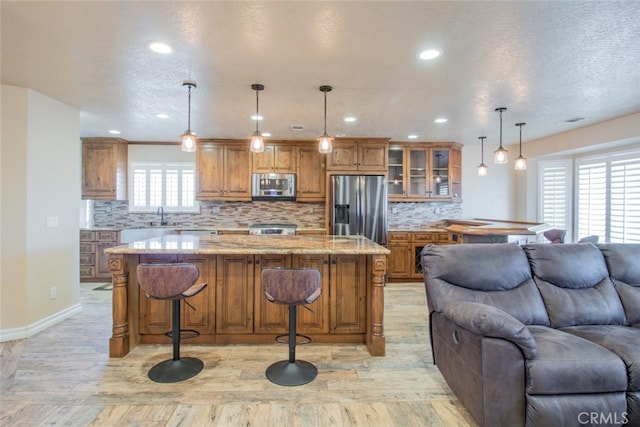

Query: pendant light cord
left=499, top=109, right=503, bottom=149
left=323, top=91, right=328, bottom=135
left=255, top=89, right=260, bottom=134
left=187, top=85, right=192, bottom=131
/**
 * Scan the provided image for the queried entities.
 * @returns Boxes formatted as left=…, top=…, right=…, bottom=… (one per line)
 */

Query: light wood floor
left=0, top=281, right=475, bottom=426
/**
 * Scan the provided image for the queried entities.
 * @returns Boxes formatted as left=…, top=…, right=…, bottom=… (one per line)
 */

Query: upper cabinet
left=252, top=143, right=296, bottom=173
left=296, top=144, right=326, bottom=202
left=388, top=142, right=462, bottom=201
left=81, top=137, right=128, bottom=200
left=325, top=138, right=389, bottom=171
left=196, top=140, right=252, bottom=201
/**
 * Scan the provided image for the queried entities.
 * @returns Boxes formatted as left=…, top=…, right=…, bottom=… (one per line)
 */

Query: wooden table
left=105, top=234, right=390, bottom=357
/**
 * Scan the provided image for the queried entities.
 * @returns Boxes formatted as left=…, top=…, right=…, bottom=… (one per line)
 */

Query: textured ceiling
left=2, top=1, right=640, bottom=148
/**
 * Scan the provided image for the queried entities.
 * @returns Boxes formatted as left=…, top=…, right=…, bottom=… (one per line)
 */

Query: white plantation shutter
left=129, top=162, right=199, bottom=212
left=577, top=160, right=607, bottom=240
left=610, top=155, right=640, bottom=242
left=576, top=150, right=640, bottom=243
left=539, top=160, right=571, bottom=231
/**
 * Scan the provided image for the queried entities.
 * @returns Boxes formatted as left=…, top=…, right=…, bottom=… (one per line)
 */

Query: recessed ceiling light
left=251, top=115, right=263, bottom=121
left=108, top=129, right=121, bottom=135
left=335, top=133, right=347, bottom=138
left=418, top=49, right=441, bottom=60
left=408, top=134, right=418, bottom=139
left=434, top=118, right=448, bottom=124
left=155, top=113, right=169, bottom=119
left=262, top=132, right=272, bottom=137
left=344, top=116, right=357, bottom=123
left=148, top=42, right=172, bottom=54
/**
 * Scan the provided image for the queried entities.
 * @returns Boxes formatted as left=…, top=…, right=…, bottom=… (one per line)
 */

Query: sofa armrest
left=443, top=301, right=538, bottom=359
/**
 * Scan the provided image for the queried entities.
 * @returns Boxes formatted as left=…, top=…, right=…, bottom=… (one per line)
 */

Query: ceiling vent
left=290, top=124, right=305, bottom=132
left=563, top=117, right=586, bottom=124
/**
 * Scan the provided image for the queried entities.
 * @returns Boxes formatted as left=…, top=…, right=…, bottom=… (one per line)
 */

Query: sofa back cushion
left=422, top=243, right=550, bottom=326
left=523, top=243, right=626, bottom=327
left=599, top=244, right=640, bottom=325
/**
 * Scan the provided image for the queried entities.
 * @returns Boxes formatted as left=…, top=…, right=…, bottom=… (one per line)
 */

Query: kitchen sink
left=120, top=227, right=177, bottom=243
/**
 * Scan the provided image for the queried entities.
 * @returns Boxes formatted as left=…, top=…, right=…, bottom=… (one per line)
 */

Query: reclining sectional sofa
left=421, top=243, right=640, bottom=427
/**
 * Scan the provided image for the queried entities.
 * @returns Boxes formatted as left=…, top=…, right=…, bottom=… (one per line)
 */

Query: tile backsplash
left=92, top=200, right=461, bottom=229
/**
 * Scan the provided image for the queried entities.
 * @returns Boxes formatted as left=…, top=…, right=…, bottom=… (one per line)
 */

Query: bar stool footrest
left=148, top=357, right=204, bottom=383
left=164, top=328, right=200, bottom=340
left=274, top=333, right=312, bottom=345
left=266, top=359, right=317, bottom=386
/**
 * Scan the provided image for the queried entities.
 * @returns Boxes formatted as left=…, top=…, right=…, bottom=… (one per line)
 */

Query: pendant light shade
left=180, top=81, right=197, bottom=152
left=477, top=136, right=488, bottom=176
left=318, top=85, right=334, bottom=153
left=249, top=83, right=265, bottom=153
left=493, top=107, right=508, bottom=164
left=514, top=122, right=527, bottom=170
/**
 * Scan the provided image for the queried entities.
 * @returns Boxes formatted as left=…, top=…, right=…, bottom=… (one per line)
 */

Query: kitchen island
left=105, top=234, right=389, bottom=357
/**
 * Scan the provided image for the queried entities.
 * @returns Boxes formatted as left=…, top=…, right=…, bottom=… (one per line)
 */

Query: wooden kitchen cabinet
left=80, top=230, right=120, bottom=281
left=252, top=143, right=296, bottom=173
left=293, top=254, right=330, bottom=334
left=326, top=138, right=389, bottom=172
left=296, top=144, right=326, bottom=201
left=216, top=254, right=254, bottom=334
left=387, top=232, right=412, bottom=279
left=388, top=142, right=463, bottom=201
left=81, top=138, right=127, bottom=200
left=330, top=254, right=367, bottom=334
left=196, top=140, right=252, bottom=201
left=387, top=231, right=449, bottom=281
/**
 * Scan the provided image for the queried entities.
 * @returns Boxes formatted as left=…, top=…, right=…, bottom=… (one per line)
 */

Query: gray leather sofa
left=421, top=243, right=640, bottom=427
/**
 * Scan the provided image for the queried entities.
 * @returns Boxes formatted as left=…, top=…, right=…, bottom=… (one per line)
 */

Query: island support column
left=367, top=254, right=387, bottom=356
left=108, top=254, right=130, bottom=357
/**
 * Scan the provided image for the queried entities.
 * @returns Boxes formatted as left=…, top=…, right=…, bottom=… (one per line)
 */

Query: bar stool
left=136, top=263, right=207, bottom=383
left=261, top=267, right=322, bottom=386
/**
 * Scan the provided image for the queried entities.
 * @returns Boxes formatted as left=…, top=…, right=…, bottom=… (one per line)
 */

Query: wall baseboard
left=0, top=303, right=82, bottom=343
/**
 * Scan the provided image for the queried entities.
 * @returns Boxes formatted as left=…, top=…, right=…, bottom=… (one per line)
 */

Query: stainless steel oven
left=248, top=223, right=297, bottom=235
left=251, top=173, right=296, bottom=201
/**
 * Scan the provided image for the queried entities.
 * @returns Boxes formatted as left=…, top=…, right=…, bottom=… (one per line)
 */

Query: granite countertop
left=105, top=234, right=390, bottom=255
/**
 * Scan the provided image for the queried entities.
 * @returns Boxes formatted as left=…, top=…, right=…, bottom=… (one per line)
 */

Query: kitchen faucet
left=157, top=206, right=167, bottom=226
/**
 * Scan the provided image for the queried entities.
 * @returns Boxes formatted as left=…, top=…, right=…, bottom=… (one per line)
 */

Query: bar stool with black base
left=261, top=267, right=322, bottom=386
left=137, top=263, right=207, bottom=383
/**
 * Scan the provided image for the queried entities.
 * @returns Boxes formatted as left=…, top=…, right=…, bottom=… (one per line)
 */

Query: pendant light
left=249, top=83, right=265, bottom=153
left=514, top=122, right=527, bottom=170
left=493, top=107, right=508, bottom=164
left=180, top=80, right=197, bottom=153
left=477, top=136, right=488, bottom=176
left=318, top=85, right=334, bottom=153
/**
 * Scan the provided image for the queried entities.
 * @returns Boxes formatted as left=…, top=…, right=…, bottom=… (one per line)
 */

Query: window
left=129, top=162, right=198, bottom=212
left=577, top=151, right=640, bottom=243
left=538, top=159, right=572, bottom=240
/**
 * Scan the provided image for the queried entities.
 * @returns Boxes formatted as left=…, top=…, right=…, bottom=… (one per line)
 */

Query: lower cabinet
left=137, top=253, right=362, bottom=338
left=80, top=230, right=120, bottom=281
left=388, top=231, right=449, bottom=281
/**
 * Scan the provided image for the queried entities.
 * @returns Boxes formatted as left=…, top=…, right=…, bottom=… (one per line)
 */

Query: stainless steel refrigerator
left=329, top=175, right=388, bottom=246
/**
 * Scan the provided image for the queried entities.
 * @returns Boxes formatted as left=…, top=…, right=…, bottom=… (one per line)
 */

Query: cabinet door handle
left=255, top=259, right=260, bottom=265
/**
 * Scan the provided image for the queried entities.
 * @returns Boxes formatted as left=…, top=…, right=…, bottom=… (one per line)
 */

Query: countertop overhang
left=105, top=234, right=390, bottom=255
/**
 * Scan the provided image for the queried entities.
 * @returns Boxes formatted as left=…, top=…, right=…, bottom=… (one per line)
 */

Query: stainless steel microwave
left=251, top=173, right=296, bottom=201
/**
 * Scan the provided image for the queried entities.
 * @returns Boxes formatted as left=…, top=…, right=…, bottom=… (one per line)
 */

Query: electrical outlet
left=391, top=207, right=399, bottom=214
left=211, top=206, right=221, bottom=214
left=50, top=287, right=57, bottom=299
left=46, top=216, right=59, bottom=228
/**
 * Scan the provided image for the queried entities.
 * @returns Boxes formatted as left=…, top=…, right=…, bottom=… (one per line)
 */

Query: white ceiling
left=2, top=1, right=640, bottom=148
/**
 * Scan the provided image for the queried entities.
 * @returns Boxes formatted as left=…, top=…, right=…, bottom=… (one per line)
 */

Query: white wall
left=460, top=142, right=514, bottom=220
left=0, top=85, right=81, bottom=340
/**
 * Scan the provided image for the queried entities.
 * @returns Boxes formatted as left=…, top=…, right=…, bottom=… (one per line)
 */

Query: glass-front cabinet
left=388, top=142, right=462, bottom=201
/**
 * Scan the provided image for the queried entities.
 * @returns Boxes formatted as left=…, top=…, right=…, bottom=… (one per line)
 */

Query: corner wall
left=0, top=85, right=81, bottom=341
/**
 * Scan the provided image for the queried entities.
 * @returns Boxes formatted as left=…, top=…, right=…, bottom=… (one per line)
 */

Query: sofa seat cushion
left=526, top=326, right=627, bottom=395
left=561, top=325, right=640, bottom=391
